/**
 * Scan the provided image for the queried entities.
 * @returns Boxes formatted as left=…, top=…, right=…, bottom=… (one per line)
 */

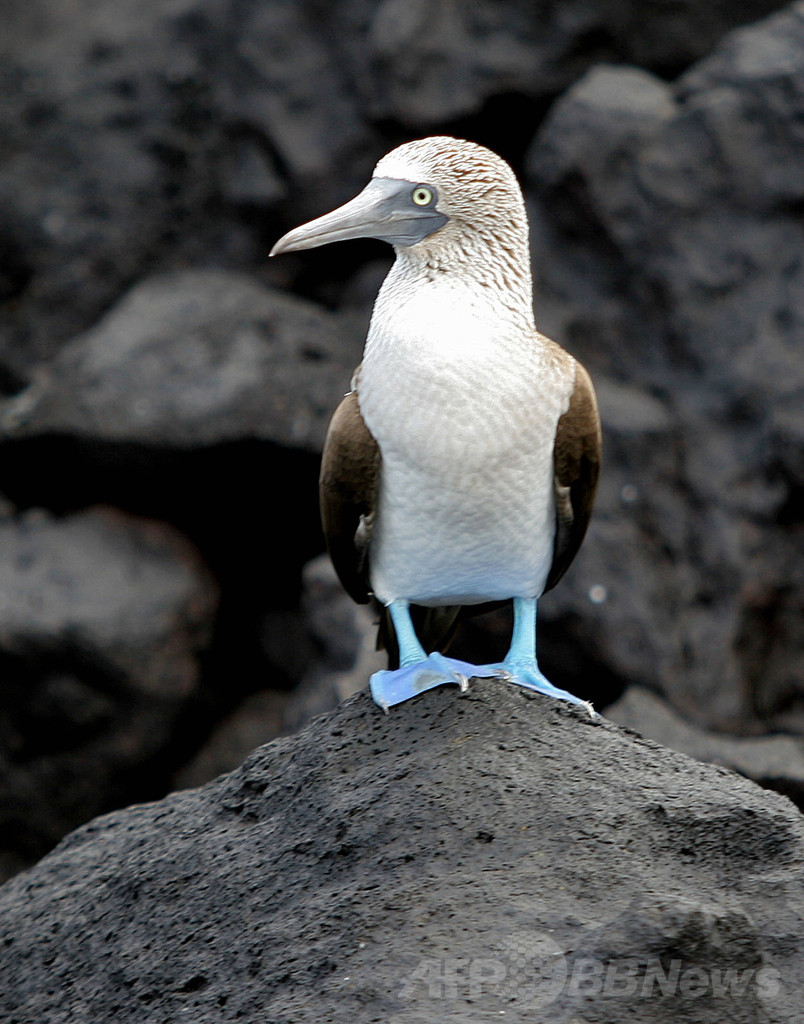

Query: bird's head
left=270, top=136, right=530, bottom=272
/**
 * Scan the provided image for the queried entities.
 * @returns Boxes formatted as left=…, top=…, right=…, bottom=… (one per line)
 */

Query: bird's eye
left=412, top=185, right=434, bottom=206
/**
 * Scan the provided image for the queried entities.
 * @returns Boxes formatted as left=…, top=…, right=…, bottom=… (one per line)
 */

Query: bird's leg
left=389, top=599, right=428, bottom=667
left=369, top=600, right=479, bottom=711
left=369, top=598, right=594, bottom=715
left=492, top=597, right=595, bottom=715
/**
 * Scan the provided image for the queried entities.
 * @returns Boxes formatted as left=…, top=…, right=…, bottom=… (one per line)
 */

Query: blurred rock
left=0, top=0, right=787, bottom=378
left=0, top=270, right=349, bottom=791
left=0, top=269, right=359, bottom=453
left=0, top=506, right=218, bottom=881
left=283, top=555, right=384, bottom=732
left=608, top=686, right=804, bottom=808
left=345, top=0, right=785, bottom=127
left=1, top=678, right=802, bottom=1022
left=0, top=0, right=365, bottom=376
left=173, top=689, right=285, bottom=791
left=525, top=5, right=804, bottom=732
left=173, top=556, right=382, bottom=790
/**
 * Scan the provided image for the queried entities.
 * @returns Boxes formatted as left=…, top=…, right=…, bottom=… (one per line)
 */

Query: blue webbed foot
left=373, top=597, right=595, bottom=716
left=482, top=596, right=596, bottom=716
left=490, top=659, right=596, bottom=716
left=370, top=652, right=477, bottom=712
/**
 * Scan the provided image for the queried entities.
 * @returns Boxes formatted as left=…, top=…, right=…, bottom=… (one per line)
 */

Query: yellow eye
left=412, top=185, right=433, bottom=206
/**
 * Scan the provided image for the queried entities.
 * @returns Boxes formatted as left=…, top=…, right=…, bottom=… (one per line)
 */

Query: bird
left=271, top=136, right=601, bottom=713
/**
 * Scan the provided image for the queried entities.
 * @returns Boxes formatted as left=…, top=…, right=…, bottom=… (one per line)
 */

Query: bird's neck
left=379, top=234, right=536, bottom=337
left=359, top=247, right=561, bottom=467
left=363, top=253, right=544, bottom=406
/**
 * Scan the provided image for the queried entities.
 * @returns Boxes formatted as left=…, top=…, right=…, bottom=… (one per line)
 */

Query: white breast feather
left=358, top=270, right=574, bottom=606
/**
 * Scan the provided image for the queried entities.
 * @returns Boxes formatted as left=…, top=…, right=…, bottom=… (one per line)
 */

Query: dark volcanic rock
left=174, top=556, right=382, bottom=791
left=337, top=0, right=786, bottom=127
left=0, top=0, right=787, bottom=377
left=0, top=270, right=352, bottom=829
left=609, top=686, right=804, bottom=809
left=0, top=506, right=218, bottom=881
left=0, top=0, right=367, bottom=376
left=0, top=269, right=357, bottom=751
left=525, top=5, right=804, bottom=733
left=0, top=678, right=802, bottom=1023
left=0, top=269, right=360, bottom=453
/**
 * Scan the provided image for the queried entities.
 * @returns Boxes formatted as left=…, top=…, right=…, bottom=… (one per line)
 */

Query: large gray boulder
left=609, top=686, right=804, bottom=807
left=525, top=3, right=804, bottom=733
left=0, top=678, right=801, bottom=1023
left=0, top=506, right=218, bottom=882
left=0, top=269, right=360, bottom=452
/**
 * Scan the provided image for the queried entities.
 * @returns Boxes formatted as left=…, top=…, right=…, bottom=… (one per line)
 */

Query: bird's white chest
left=358, top=280, right=574, bottom=605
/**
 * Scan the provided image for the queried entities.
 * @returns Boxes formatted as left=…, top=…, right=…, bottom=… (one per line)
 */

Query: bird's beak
left=270, top=177, right=447, bottom=256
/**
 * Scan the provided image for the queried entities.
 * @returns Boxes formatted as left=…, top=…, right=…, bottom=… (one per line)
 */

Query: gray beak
left=270, top=177, right=447, bottom=256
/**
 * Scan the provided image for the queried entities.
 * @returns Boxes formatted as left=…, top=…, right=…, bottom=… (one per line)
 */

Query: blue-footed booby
left=271, top=137, right=601, bottom=713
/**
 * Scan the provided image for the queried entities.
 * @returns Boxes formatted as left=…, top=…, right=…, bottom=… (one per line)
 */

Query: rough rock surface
left=525, top=4, right=804, bottom=733
left=1, top=678, right=802, bottom=1023
left=0, top=506, right=218, bottom=881
left=0, top=269, right=360, bottom=452
left=609, top=686, right=804, bottom=808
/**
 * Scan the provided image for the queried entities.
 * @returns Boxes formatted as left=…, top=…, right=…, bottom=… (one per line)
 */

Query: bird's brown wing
left=319, top=382, right=380, bottom=605
left=545, top=359, right=602, bottom=592
left=321, top=359, right=600, bottom=657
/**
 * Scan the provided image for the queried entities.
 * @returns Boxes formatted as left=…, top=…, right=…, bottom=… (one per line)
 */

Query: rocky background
left=0, top=0, right=803, bottom=884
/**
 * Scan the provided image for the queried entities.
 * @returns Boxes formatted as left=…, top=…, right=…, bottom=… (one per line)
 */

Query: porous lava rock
left=0, top=677, right=802, bottom=1023
left=608, top=685, right=804, bottom=809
